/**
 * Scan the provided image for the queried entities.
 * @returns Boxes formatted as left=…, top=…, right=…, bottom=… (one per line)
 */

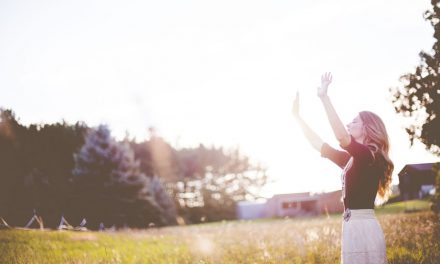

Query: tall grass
left=1, top=211, right=439, bottom=263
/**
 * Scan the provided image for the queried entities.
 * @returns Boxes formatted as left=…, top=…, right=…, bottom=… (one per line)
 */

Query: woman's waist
left=343, top=208, right=376, bottom=220
left=343, top=196, right=375, bottom=209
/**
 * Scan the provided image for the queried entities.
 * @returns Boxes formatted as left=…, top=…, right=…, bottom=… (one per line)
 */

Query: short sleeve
left=340, top=136, right=374, bottom=165
left=321, top=143, right=351, bottom=169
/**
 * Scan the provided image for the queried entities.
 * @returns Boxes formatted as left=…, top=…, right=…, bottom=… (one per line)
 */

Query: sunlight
left=193, top=236, right=215, bottom=256
left=1, top=0, right=437, bottom=198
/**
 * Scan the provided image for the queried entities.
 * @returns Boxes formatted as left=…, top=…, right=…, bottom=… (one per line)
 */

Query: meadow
left=0, top=200, right=439, bottom=264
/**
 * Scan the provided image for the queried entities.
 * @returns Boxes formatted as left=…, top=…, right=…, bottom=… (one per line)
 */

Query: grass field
left=0, top=200, right=439, bottom=264
left=375, top=199, right=432, bottom=214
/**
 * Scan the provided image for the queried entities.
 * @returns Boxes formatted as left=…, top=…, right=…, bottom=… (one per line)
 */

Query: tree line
left=0, top=109, right=267, bottom=229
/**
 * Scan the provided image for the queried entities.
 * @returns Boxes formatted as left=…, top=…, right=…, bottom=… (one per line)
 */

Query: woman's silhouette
left=292, top=73, right=393, bottom=264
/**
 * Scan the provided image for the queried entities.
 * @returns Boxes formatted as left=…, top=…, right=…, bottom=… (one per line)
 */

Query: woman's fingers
left=321, top=72, right=332, bottom=84
left=292, top=92, right=300, bottom=117
left=327, top=72, right=332, bottom=82
left=322, top=72, right=331, bottom=81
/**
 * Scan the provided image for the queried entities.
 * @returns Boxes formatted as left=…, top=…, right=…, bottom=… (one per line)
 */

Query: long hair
left=359, top=111, right=394, bottom=199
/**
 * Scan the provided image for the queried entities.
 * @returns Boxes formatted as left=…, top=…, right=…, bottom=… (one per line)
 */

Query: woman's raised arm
left=318, top=73, right=351, bottom=147
left=292, top=92, right=324, bottom=152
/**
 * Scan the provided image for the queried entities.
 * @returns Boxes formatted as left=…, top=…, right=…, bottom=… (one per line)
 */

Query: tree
left=72, top=125, right=163, bottom=228
left=390, top=1, right=440, bottom=212
left=128, top=138, right=178, bottom=225
left=0, top=109, right=30, bottom=225
left=175, top=145, right=268, bottom=223
left=128, top=129, right=268, bottom=223
left=27, top=122, right=87, bottom=227
left=0, top=109, right=88, bottom=227
left=390, top=1, right=440, bottom=156
left=149, top=133, right=181, bottom=181
left=149, top=176, right=177, bottom=225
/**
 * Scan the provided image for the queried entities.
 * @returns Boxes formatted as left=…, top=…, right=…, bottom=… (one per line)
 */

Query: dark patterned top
left=320, top=136, right=385, bottom=209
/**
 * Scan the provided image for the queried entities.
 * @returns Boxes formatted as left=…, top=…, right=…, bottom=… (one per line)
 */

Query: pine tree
left=149, top=176, right=177, bottom=225
left=72, top=125, right=163, bottom=228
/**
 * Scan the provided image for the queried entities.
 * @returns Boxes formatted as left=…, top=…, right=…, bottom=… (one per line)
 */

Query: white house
left=236, top=190, right=344, bottom=220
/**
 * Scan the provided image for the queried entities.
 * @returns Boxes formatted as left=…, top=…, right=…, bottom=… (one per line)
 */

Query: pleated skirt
left=341, top=209, right=387, bottom=264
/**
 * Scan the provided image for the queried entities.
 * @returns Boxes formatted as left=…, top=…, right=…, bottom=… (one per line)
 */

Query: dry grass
left=0, top=211, right=439, bottom=263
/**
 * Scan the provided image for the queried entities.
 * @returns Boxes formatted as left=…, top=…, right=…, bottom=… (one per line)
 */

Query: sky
left=1, top=0, right=439, bottom=198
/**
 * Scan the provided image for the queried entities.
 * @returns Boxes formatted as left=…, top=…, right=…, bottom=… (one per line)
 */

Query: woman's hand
left=317, top=72, right=332, bottom=98
left=292, top=91, right=300, bottom=119
left=291, top=91, right=324, bottom=152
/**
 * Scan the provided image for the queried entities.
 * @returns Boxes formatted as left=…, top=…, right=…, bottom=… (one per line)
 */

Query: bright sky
left=1, top=0, right=439, bottom=198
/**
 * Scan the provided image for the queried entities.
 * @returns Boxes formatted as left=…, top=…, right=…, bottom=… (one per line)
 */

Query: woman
left=292, top=73, right=393, bottom=264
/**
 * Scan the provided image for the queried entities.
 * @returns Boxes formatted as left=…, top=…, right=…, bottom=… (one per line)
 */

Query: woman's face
left=347, top=115, right=365, bottom=142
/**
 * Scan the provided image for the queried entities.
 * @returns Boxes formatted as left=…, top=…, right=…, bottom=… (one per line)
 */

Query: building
left=398, top=163, right=438, bottom=200
left=236, top=201, right=266, bottom=220
left=236, top=190, right=344, bottom=220
left=264, top=192, right=320, bottom=218
left=316, top=190, right=344, bottom=214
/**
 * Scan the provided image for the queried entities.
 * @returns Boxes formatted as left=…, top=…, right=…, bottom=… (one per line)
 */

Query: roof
left=272, top=192, right=311, bottom=199
left=398, top=163, right=438, bottom=176
left=268, top=192, right=319, bottom=203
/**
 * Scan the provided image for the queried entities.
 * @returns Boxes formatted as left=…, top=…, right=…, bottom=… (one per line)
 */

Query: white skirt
left=341, top=209, right=387, bottom=264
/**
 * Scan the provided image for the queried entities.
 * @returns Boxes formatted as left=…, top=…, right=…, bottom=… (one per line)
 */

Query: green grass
left=1, top=207, right=439, bottom=264
left=0, top=229, right=192, bottom=264
left=375, top=199, right=431, bottom=214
